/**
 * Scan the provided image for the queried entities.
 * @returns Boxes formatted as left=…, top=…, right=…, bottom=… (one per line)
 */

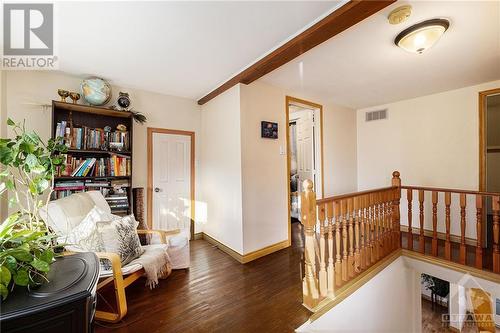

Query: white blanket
left=129, top=244, right=171, bottom=288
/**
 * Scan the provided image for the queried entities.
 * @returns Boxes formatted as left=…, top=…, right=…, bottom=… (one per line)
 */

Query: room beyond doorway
left=285, top=96, right=324, bottom=224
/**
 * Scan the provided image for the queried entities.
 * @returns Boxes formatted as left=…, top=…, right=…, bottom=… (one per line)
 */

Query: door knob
left=154, top=187, right=161, bottom=193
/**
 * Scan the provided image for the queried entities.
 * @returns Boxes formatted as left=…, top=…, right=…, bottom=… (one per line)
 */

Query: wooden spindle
left=419, top=190, right=425, bottom=254
left=326, top=202, right=335, bottom=296
left=459, top=193, right=466, bottom=265
left=365, top=196, right=372, bottom=267
left=354, top=197, right=361, bottom=273
left=370, top=194, right=376, bottom=264
left=386, top=190, right=394, bottom=252
left=318, top=204, right=327, bottom=297
left=375, top=193, right=381, bottom=261
left=382, top=192, right=389, bottom=256
left=334, top=201, right=342, bottom=286
left=475, top=195, right=483, bottom=269
left=407, top=189, right=413, bottom=251
left=360, top=195, right=367, bottom=270
left=341, top=200, right=348, bottom=282
left=444, top=192, right=451, bottom=260
left=391, top=171, right=401, bottom=249
left=431, top=191, right=438, bottom=257
left=493, top=196, right=500, bottom=273
left=300, top=179, right=319, bottom=308
left=347, top=198, right=355, bottom=278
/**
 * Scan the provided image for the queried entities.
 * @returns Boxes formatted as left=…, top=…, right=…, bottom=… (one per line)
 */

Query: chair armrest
left=95, top=252, right=123, bottom=281
left=137, top=229, right=180, bottom=244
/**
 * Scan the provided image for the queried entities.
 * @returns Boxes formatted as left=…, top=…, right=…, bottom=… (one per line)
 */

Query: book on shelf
left=56, top=154, right=131, bottom=178
left=54, top=122, right=130, bottom=152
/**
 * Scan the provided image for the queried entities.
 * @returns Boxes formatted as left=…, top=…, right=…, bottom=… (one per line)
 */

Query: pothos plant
left=0, top=119, right=67, bottom=300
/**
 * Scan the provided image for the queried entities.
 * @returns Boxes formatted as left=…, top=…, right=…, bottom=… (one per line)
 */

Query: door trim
left=479, top=88, right=500, bottom=191
left=285, top=96, right=324, bottom=244
left=147, top=127, right=195, bottom=239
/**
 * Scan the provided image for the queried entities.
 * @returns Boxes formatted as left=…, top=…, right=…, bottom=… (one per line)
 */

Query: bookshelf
left=51, top=101, right=133, bottom=215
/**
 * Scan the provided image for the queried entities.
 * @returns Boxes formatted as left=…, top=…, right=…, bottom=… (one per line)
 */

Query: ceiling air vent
left=365, top=109, right=387, bottom=122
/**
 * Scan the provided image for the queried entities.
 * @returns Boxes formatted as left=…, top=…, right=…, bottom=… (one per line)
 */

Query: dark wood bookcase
left=51, top=101, right=133, bottom=214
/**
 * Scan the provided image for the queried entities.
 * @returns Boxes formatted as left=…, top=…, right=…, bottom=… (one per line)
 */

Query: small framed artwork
left=261, top=121, right=278, bottom=139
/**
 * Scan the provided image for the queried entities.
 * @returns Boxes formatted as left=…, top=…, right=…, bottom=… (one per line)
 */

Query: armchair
left=39, top=191, right=189, bottom=323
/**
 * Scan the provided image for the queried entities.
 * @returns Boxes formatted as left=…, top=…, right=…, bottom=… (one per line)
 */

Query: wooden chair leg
left=95, top=252, right=128, bottom=323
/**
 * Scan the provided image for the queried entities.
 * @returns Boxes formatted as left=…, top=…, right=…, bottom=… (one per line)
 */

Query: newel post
left=300, top=179, right=319, bottom=309
left=392, top=171, right=402, bottom=249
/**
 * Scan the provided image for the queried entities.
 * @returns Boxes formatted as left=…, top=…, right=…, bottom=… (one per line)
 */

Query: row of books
left=51, top=180, right=130, bottom=212
left=54, top=121, right=130, bottom=151
left=55, top=154, right=131, bottom=177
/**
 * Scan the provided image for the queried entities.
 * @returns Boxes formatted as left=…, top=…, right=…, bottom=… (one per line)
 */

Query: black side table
left=0, top=252, right=99, bottom=333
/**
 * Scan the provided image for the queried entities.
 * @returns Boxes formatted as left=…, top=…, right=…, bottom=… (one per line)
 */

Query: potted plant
left=0, top=119, right=67, bottom=300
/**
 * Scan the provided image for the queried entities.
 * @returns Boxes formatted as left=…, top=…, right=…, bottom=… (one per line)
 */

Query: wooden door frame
left=285, top=96, right=324, bottom=243
left=479, top=88, right=500, bottom=191
left=147, top=127, right=195, bottom=239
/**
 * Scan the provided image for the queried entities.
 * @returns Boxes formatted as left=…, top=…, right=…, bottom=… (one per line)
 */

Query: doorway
left=286, top=96, right=324, bottom=224
left=147, top=128, right=195, bottom=239
left=479, top=89, right=500, bottom=252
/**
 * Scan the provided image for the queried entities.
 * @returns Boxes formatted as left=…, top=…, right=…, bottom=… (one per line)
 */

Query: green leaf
left=30, top=258, right=50, bottom=272
left=5, top=179, right=15, bottom=190
left=0, top=283, right=8, bottom=300
left=36, top=178, right=49, bottom=193
left=25, top=153, right=38, bottom=169
left=0, top=146, right=13, bottom=165
left=0, top=213, right=20, bottom=238
left=10, top=248, right=33, bottom=262
left=39, top=250, right=54, bottom=264
left=0, top=266, right=11, bottom=285
left=13, top=269, right=28, bottom=286
left=6, top=118, right=15, bottom=126
left=3, top=256, right=17, bottom=272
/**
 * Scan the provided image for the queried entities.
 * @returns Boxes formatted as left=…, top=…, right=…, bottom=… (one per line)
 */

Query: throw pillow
left=62, top=206, right=117, bottom=252
left=96, top=215, right=145, bottom=266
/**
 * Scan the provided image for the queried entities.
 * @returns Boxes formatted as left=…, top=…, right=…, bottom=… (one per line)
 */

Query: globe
left=80, top=77, right=112, bottom=106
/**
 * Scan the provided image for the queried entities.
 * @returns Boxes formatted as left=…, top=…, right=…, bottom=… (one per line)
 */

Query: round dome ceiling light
left=394, top=19, right=450, bottom=54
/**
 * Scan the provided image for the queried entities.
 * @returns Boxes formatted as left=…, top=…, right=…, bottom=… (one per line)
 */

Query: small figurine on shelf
left=69, top=92, right=81, bottom=104
left=117, top=92, right=131, bottom=111
left=58, top=89, right=69, bottom=102
left=116, top=124, right=127, bottom=132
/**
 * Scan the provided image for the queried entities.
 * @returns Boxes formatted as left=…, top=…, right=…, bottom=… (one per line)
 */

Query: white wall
left=2, top=71, right=202, bottom=231
left=357, top=80, right=500, bottom=191
left=200, top=85, right=244, bottom=253
left=298, top=257, right=420, bottom=333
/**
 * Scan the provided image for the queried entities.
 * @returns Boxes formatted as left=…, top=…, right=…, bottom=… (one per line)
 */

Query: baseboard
left=201, top=232, right=289, bottom=264
left=193, top=232, right=203, bottom=240
left=421, top=294, right=448, bottom=307
left=400, top=225, right=477, bottom=247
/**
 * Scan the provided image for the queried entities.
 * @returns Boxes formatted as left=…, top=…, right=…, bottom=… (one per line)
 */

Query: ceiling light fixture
left=394, top=19, right=450, bottom=54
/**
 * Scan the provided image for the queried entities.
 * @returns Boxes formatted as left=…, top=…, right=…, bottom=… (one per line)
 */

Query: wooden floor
left=421, top=298, right=500, bottom=333
left=95, top=222, right=310, bottom=333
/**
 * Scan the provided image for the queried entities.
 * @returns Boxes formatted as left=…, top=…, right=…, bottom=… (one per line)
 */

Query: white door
left=152, top=132, right=191, bottom=235
left=296, top=110, right=315, bottom=192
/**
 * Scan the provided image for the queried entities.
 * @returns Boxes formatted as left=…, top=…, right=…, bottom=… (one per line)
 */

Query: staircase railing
left=300, top=170, right=500, bottom=310
left=300, top=171, right=401, bottom=310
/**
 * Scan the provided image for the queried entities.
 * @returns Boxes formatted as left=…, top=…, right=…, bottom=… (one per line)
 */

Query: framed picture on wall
left=261, top=121, right=278, bottom=139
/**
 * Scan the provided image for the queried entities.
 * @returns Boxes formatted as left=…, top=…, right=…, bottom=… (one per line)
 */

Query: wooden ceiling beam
left=197, top=0, right=396, bottom=105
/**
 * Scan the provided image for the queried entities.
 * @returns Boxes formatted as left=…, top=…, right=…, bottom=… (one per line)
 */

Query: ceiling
left=261, top=1, right=500, bottom=109
left=56, top=1, right=341, bottom=100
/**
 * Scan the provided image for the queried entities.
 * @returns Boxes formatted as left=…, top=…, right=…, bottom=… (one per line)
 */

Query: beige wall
left=0, top=70, right=6, bottom=221
left=357, top=80, right=500, bottom=191
left=2, top=71, right=202, bottom=231
left=357, top=80, right=500, bottom=239
left=200, top=85, right=244, bottom=253
left=239, top=81, right=357, bottom=253
left=240, top=82, right=288, bottom=253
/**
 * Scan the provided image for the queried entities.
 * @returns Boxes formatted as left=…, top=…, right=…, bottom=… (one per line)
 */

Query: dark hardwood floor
left=95, top=222, right=309, bottom=333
